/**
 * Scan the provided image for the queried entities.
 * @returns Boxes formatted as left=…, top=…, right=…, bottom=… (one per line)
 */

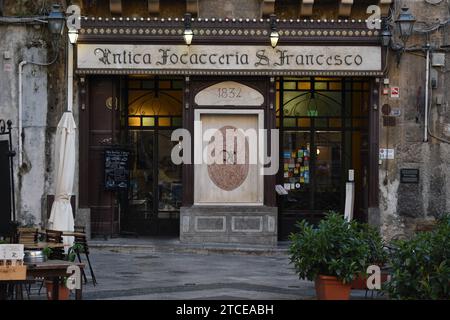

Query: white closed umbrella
left=48, top=111, right=77, bottom=252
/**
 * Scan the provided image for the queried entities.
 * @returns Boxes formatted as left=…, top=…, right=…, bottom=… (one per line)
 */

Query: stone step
left=89, top=238, right=289, bottom=256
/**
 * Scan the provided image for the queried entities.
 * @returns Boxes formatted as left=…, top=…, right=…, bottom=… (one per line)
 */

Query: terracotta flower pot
left=351, top=272, right=390, bottom=290
left=351, top=274, right=367, bottom=290
left=45, top=281, right=70, bottom=300
left=315, top=275, right=351, bottom=300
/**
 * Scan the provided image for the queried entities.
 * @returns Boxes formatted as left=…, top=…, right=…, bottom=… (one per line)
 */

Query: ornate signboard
left=77, top=44, right=382, bottom=75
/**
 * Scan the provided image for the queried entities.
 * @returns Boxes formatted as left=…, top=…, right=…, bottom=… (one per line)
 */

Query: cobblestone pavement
left=81, top=248, right=315, bottom=300
left=24, top=247, right=383, bottom=300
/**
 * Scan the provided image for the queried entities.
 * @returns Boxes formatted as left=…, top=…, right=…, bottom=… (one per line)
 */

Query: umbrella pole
left=7, top=121, right=16, bottom=221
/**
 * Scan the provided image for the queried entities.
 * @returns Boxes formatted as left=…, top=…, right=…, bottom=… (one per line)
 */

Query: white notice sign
left=379, top=148, right=395, bottom=160
left=0, top=244, right=24, bottom=260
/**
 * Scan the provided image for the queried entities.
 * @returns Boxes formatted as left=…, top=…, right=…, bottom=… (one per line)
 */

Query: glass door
left=277, top=77, right=370, bottom=239
left=121, top=76, right=183, bottom=236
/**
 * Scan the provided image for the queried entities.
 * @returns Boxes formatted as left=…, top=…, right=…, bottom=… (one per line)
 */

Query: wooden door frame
left=78, top=75, right=123, bottom=236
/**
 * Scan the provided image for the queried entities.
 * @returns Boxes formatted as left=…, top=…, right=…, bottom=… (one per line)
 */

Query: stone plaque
left=195, top=81, right=264, bottom=106
left=400, top=169, right=419, bottom=184
left=195, top=216, right=226, bottom=232
left=231, top=216, right=263, bottom=232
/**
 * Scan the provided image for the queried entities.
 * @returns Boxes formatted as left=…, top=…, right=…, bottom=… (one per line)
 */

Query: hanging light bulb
left=307, top=91, right=318, bottom=117
left=183, top=13, right=193, bottom=46
left=269, top=14, right=279, bottom=48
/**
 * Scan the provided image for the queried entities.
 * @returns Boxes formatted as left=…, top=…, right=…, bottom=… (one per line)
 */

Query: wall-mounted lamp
left=269, top=14, right=279, bottom=48
left=47, top=4, right=65, bottom=39
left=381, top=18, right=392, bottom=47
left=184, top=13, right=193, bottom=46
left=68, top=29, right=78, bottom=44
left=395, top=7, right=416, bottom=45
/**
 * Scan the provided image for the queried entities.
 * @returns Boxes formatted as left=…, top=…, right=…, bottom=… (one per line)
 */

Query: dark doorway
left=121, top=76, right=183, bottom=236
left=276, top=77, right=371, bottom=240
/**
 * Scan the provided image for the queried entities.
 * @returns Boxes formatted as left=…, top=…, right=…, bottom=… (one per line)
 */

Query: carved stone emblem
left=207, top=126, right=249, bottom=191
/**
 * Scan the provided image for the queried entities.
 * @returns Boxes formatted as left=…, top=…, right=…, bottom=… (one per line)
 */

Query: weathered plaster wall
left=0, top=24, right=48, bottom=226
left=378, top=0, right=450, bottom=240
left=0, top=1, right=68, bottom=228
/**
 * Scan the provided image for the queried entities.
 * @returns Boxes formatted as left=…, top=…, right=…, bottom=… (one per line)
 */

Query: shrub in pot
left=289, top=212, right=369, bottom=300
left=384, top=214, right=450, bottom=300
left=351, top=225, right=389, bottom=290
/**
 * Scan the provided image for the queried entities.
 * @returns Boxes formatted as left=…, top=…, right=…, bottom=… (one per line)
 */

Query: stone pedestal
left=180, top=206, right=277, bottom=246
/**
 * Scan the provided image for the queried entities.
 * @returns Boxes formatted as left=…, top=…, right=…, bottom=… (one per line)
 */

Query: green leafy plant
left=288, top=212, right=369, bottom=284
left=42, top=247, right=53, bottom=259
left=384, top=214, right=450, bottom=300
left=66, top=243, right=84, bottom=262
left=357, top=224, right=388, bottom=266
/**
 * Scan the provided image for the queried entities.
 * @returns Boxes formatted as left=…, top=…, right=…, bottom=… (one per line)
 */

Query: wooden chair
left=16, top=227, right=38, bottom=246
left=45, top=229, right=64, bottom=260
left=72, top=226, right=97, bottom=286
left=11, top=228, right=39, bottom=299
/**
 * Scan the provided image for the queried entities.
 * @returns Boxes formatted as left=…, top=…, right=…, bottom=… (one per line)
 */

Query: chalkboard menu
left=105, top=150, right=130, bottom=190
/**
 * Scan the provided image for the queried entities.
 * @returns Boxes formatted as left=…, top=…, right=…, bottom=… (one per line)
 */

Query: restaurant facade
left=75, top=2, right=382, bottom=245
left=2, top=0, right=450, bottom=245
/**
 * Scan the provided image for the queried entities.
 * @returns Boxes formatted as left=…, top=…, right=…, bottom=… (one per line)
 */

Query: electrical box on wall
left=430, top=68, right=438, bottom=89
left=432, top=53, right=445, bottom=67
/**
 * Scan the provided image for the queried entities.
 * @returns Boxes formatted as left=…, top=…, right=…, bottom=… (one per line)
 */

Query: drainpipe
left=424, top=43, right=430, bottom=143
left=18, top=60, right=27, bottom=166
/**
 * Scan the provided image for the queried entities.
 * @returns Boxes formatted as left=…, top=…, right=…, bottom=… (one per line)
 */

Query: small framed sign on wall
left=400, top=169, right=420, bottom=184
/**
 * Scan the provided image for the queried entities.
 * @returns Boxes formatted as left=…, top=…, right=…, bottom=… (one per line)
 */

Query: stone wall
left=378, top=0, right=450, bottom=240
left=0, top=0, right=68, bottom=228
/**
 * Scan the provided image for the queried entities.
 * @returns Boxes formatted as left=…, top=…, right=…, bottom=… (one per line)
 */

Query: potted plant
left=289, top=212, right=369, bottom=300
left=351, top=225, right=389, bottom=290
left=44, top=243, right=83, bottom=300
left=42, top=247, right=53, bottom=260
left=45, top=278, right=71, bottom=300
left=66, top=243, right=84, bottom=262
left=384, top=214, right=450, bottom=299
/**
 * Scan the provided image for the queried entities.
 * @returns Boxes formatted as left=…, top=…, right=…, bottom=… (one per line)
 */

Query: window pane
left=158, top=117, right=171, bottom=126
left=297, top=118, right=311, bottom=127
left=128, top=117, right=140, bottom=127
left=142, top=117, right=155, bottom=126
left=314, top=131, right=342, bottom=211
left=298, top=82, right=311, bottom=90
left=172, top=117, right=182, bottom=127
left=283, top=81, right=296, bottom=90
left=329, top=82, right=342, bottom=91
left=283, top=118, right=296, bottom=127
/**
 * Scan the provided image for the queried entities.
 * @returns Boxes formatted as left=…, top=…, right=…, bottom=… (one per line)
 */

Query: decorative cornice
left=78, top=16, right=381, bottom=44
left=75, top=68, right=383, bottom=77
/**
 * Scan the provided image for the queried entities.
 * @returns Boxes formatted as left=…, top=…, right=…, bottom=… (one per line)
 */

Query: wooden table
left=61, top=232, right=86, bottom=237
left=23, top=242, right=65, bottom=250
left=25, top=260, right=85, bottom=300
